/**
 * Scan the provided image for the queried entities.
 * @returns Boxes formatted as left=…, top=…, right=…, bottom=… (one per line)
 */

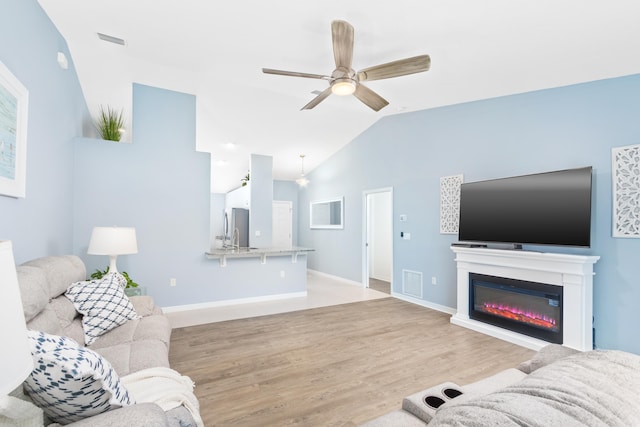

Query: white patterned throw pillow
left=65, top=273, right=139, bottom=345
left=24, top=330, right=134, bottom=424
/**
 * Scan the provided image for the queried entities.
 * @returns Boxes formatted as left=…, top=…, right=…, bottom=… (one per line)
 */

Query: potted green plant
left=90, top=267, right=140, bottom=296
left=95, top=105, right=125, bottom=141
left=241, top=171, right=250, bottom=186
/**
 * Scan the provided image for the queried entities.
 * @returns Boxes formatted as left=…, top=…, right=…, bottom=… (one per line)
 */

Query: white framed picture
left=440, top=174, right=463, bottom=234
left=0, top=61, right=28, bottom=198
left=612, top=144, right=640, bottom=238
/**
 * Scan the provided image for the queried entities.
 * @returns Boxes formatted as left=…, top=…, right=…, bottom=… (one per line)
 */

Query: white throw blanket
left=122, top=367, right=204, bottom=427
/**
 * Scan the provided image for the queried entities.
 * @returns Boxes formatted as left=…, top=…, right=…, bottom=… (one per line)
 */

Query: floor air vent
left=402, top=270, right=423, bottom=298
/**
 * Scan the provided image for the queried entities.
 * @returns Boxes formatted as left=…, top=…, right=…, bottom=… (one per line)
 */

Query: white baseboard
left=392, top=292, right=457, bottom=315
left=307, top=269, right=363, bottom=287
left=162, top=291, right=308, bottom=313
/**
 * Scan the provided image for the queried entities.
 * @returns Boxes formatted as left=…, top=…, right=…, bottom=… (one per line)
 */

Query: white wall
left=210, top=193, right=225, bottom=248
left=274, top=180, right=299, bottom=246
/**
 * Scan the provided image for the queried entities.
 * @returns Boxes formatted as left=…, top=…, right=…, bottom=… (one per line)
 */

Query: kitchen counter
left=205, top=246, right=314, bottom=267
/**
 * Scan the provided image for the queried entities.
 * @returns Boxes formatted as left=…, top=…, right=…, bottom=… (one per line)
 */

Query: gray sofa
left=17, top=255, right=199, bottom=426
left=363, top=344, right=640, bottom=426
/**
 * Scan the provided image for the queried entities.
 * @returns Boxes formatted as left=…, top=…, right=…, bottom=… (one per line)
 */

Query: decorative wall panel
left=440, top=174, right=463, bottom=234
left=612, top=144, right=640, bottom=238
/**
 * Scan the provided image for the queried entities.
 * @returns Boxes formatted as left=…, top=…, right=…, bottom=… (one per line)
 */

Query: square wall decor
left=440, top=174, right=463, bottom=234
left=612, top=144, right=640, bottom=238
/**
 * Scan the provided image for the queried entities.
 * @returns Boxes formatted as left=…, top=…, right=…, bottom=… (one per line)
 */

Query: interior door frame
left=362, top=187, right=394, bottom=289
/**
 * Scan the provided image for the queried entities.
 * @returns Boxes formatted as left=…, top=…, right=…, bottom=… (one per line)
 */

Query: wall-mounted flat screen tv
left=458, top=166, right=593, bottom=248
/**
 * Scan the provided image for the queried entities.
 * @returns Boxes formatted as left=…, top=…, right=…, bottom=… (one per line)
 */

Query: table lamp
left=87, top=226, right=138, bottom=274
left=0, top=240, right=43, bottom=424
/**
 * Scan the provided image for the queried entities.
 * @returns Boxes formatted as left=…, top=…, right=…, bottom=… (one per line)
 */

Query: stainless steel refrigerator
left=224, top=207, right=249, bottom=247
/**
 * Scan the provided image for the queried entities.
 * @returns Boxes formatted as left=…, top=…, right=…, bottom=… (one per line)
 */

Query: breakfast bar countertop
left=205, top=246, right=314, bottom=266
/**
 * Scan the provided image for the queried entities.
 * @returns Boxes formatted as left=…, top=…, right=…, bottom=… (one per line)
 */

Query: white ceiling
left=38, top=0, right=640, bottom=192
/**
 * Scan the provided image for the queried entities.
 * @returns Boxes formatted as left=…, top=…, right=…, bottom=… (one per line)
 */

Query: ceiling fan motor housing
left=330, top=67, right=357, bottom=95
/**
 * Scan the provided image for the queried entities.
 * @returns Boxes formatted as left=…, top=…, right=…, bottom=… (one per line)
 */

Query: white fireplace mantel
left=450, top=246, right=599, bottom=351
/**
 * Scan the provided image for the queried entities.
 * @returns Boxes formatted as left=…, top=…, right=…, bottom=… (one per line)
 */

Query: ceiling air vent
left=97, top=32, right=126, bottom=46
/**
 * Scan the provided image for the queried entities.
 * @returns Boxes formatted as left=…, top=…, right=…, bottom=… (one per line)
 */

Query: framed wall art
left=0, top=61, right=28, bottom=198
left=612, top=144, right=640, bottom=238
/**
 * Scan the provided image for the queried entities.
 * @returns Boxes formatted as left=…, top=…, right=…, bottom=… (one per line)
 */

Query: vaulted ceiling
left=38, top=0, right=640, bottom=192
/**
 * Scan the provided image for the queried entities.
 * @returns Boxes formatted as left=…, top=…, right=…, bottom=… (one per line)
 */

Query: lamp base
left=108, top=255, right=119, bottom=274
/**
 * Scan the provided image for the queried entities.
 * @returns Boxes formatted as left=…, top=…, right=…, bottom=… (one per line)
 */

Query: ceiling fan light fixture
left=262, top=21, right=429, bottom=111
left=331, top=78, right=356, bottom=96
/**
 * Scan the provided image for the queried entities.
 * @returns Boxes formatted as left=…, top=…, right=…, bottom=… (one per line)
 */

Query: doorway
left=363, top=188, right=393, bottom=293
left=272, top=200, right=293, bottom=248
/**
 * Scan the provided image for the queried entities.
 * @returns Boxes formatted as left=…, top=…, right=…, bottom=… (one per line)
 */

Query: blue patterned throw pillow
left=24, top=330, right=134, bottom=424
left=65, top=272, right=139, bottom=345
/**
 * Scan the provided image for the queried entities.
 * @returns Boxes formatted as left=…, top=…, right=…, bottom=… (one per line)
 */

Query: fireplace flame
left=481, top=302, right=558, bottom=330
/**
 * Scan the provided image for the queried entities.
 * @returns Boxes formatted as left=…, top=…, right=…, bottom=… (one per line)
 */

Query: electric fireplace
left=469, top=273, right=563, bottom=344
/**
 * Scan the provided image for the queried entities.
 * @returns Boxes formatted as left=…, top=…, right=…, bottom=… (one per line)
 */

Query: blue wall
left=0, top=0, right=88, bottom=262
left=249, top=154, right=273, bottom=248
left=4, top=0, right=639, bottom=354
left=72, top=83, right=211, bottom=307
left=73, top=84, right=307, bottom=307
left=300, top=74, right=640, bottom=354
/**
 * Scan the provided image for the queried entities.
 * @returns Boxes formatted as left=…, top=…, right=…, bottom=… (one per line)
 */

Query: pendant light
left=296, top=154, right=309, bottom=187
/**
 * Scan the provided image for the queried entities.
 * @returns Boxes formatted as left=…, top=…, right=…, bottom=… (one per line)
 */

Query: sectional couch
left=363, top=344, right=640, bottom=426
left=16, top=255, right=200, bottom=426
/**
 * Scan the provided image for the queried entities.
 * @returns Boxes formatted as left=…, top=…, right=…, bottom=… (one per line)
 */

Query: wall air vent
left=402, top=269, right=423, bottom=299
left=97, top=32, right=126, bottom=46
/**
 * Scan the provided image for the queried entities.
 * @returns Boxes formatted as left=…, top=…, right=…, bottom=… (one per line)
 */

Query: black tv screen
left=458, top=167, right=593, bottom=247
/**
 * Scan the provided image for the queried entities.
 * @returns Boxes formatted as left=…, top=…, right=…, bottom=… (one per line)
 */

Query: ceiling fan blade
left=357, top=55, right=431, bottom=82
left=353, top=84, right=389, bottom=112
left=332, top=20, right=354, bottom=70
left=262, top=68, right=330, bottom=80
left=301, top=86, right=333, bottom=110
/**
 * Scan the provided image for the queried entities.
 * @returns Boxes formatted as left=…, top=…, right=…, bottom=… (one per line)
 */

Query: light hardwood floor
left=165, top=273, right=389, bottom=329
left=368, top=278, right=390, bottom=294
left=169, top=298, right=534, bottom=426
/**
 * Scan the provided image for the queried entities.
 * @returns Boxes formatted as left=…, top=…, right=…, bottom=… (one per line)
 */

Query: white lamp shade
left=0, top=240, right=34, bottom=395
left=87, top=227, right=138, bottom=256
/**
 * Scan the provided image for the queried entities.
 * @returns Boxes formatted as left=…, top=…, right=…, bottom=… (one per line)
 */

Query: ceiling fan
left=263, top=20, right=431, bottom=112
